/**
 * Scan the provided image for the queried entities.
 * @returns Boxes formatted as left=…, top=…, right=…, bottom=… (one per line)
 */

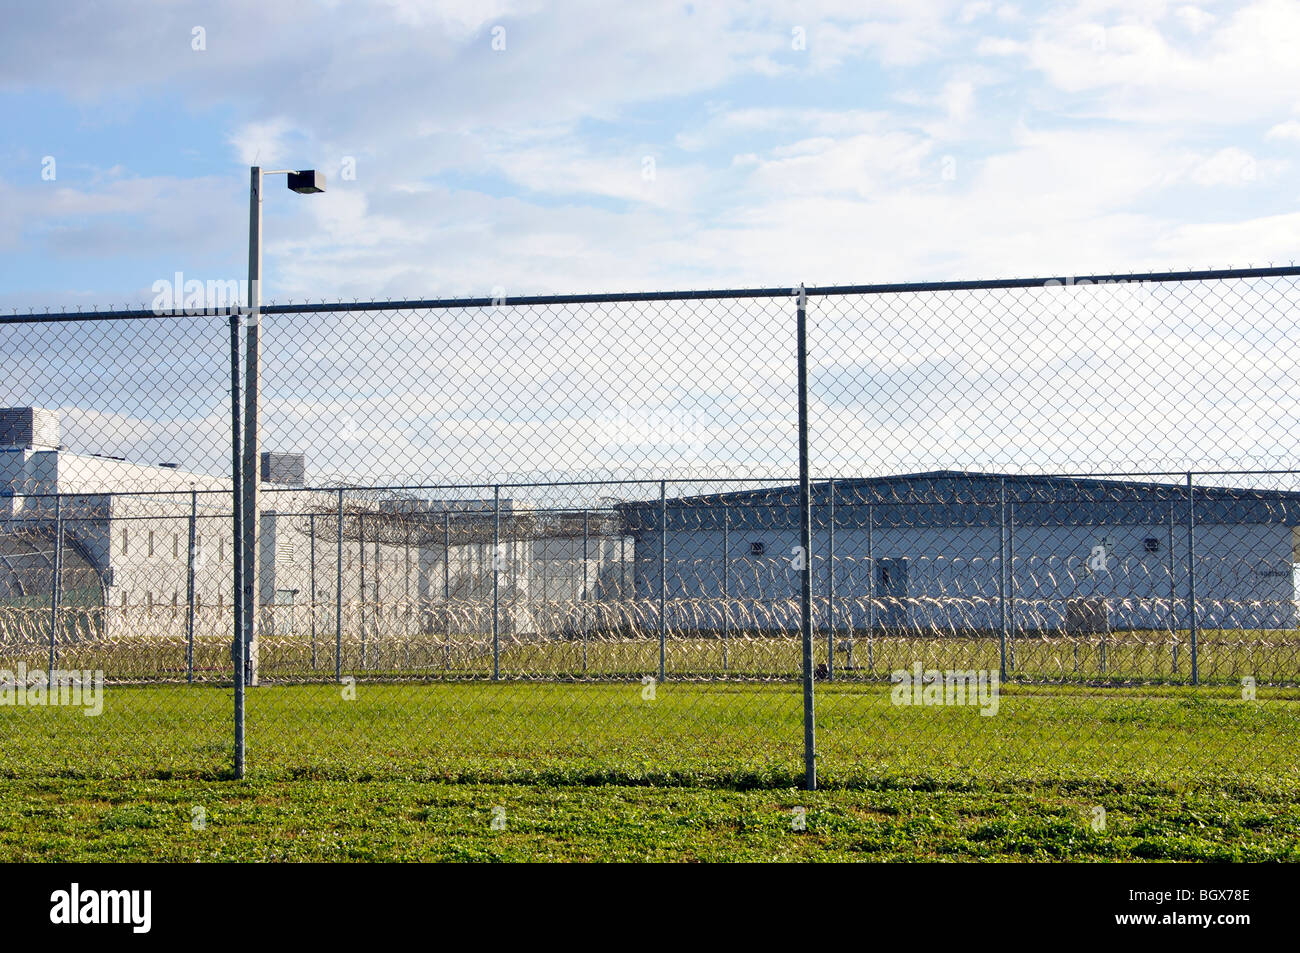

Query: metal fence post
left=335, top=488, right=343, bottom=682
left=998, top=478, right=1008, bottom=683
left=493, top=485, right=501, bottom=681
left=866, top=500, right=874, bottom=673
left=827, top=478, right=835, bottom=681
left=48, top=493, right=62, bottom=674
left=359, top=513, right=367, bottom=671
left=721, top=506, right=729, bottom=673
left=374, top=537, right=381, bottom=669
left=659, top=480, right=667, bottom=683
left=444, top=510, right=451, bottom=670
left=1007, top=500, right=1016, bottom=672
left=1187, top=471, right=1199, bottom=686
left=404, top=528, right=411, bottom=666
left=186, top=488, right=197, bottom=683
left=309, top=513, right=317, bottom=671
left=229, top=308, right=246, bottom=778
left=582, top=508, right=589, bottom=674
left=1169, top=499, right=1178, bottom=674
left=796, top=283, right=816, bottom=791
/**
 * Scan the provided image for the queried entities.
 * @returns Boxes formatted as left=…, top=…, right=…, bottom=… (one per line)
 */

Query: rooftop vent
left=0, top=407, right=60, bottom=450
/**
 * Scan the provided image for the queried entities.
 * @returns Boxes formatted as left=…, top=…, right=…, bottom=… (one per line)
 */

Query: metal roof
left=616, top=471, right=1300, bottom=532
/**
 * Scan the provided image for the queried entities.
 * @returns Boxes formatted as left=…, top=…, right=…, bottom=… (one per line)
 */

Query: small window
left=750, top=541, right=766, bottom=556
left=173, top=534, right=180, bottom=559
left=1144, top=538, right=1160, bottom=553
left=148, top=530, right=155, bottom=557
left=121, top=527, right=129, bottom=554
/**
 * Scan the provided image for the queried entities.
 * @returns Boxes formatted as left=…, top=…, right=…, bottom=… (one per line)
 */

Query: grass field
left=4, top=776, right=1299, bottom=861
left=5, top=640, right=1299, bottom=860
left=3, top=681, right=1298, bottom=784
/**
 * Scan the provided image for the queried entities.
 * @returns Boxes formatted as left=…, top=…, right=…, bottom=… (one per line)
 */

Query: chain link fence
left=3, top=267, right=1299, bottom=786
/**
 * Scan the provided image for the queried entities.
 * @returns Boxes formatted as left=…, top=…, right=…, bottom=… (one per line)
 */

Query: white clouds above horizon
left=2, top=0, right=1300, bottom=483
left=2, top=0, right=1297, bottom=305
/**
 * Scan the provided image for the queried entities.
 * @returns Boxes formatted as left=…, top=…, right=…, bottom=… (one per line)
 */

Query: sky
left=2, top=0, right=1299, bottom=307
left=1, top=0, right=1299, bottom=490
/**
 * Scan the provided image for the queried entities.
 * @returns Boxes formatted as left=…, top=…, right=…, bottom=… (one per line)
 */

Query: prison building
left=0, top=407, right=626, bottom=655
left=616, top=471, right=1300, bottom=634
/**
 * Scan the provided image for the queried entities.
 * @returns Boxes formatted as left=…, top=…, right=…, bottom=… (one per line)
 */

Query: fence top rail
left=6, top=265, right=1298, bottom=324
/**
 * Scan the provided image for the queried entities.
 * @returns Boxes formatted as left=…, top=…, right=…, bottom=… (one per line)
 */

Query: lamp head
left=287, top=170, right=325, bottom=194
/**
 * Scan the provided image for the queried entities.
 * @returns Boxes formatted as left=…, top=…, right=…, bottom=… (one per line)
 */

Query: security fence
left=2, top=266, right=1300, bottom=787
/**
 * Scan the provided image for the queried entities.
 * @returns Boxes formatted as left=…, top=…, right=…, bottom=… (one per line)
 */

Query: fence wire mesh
left=2, top=268, right=1299, bottom=787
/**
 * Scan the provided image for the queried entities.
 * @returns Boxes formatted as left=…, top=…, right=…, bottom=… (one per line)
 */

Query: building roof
left=616, top=471, right=1300, bottom=531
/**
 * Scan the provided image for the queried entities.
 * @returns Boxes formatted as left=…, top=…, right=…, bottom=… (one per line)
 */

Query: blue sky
left=2, top=0, right=1299, bottom=488
left=3, top=0, right=1299, bottom=312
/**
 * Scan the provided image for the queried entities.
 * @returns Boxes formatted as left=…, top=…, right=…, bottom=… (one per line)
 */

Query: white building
left=0, top=407, right=626, bottom=679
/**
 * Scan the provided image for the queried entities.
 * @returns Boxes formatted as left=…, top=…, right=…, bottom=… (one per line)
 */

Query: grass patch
left=2, top=776, right=1297, bottom=862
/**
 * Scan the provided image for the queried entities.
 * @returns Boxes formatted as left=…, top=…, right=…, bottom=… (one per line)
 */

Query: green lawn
left=2, top=776, right=1297, bottom=861
left=3, top=681, right=1297, bottom=785
left=4, top=678, right=1297, bottom=861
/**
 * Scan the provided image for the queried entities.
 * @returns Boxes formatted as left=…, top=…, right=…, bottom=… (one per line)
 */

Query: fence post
left=1187, top=472, right=1199, bottom=686
left=866, top=500, right=874, bottom=672
left=827, top=478, right=835, bottom=681
left=186, top=489, right=197, bottom=683
left=335, top=488, right=343, bottom=683
left=444, top=510, right=451, bottom=670
left=229, top=309, right=245, bottom=778
left=359, top=513, right=367, bottom=671
left=1008, top=500, right=1016, bottom=672
left=374, top=538, right=381, bottom=669
left=1169, top=499, right=1178, bottom=674
left=404, top=528, right=411, bottom=666
left=659, top=480, right=667, bottom=683
left=48, top=493, right=62, bottom=674
left=582, top=508, right=589, bottom=674
left=796, top=283, right=816, bottom=792
left=493, top=485, right=501, bottom=681
left=998, top=478, right=1008, bottom=683
left=309, top=513, right=317, bottom=671
left=721, top=506, right=729, bottom=673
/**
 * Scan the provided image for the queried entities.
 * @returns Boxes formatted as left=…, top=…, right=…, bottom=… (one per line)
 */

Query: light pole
left=241, top=165, right=325, bottom=690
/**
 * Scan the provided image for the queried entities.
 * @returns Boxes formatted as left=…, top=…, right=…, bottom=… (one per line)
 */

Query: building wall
left=630, top=520, right=1298, bottom=632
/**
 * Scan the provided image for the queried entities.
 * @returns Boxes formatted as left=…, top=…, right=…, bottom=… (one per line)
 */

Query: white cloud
left=227, top=117, right=297, bottom=167
left=1174, top=5, right=1217, bottom=34
left=1266, top=120, right=1300, bottom=142
left=1186, top=147, right=1254, bottom=186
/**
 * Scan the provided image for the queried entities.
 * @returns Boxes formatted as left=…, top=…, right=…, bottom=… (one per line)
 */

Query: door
left=877, top=558, right=909, bottom=630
